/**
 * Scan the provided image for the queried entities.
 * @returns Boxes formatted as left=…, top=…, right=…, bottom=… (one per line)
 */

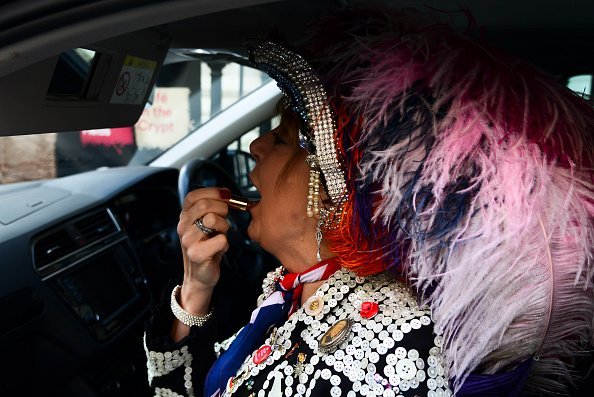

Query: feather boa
left=310, top=10, right=594, bottom=394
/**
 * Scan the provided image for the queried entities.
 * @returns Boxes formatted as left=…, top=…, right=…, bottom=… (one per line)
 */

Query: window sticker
left=110, top=55, right=156, bottom=105
left=80, top=127, right=134, bottom=148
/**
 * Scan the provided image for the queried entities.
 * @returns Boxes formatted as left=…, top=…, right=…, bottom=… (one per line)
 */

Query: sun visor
left=0, top=28, right=170, bottom=136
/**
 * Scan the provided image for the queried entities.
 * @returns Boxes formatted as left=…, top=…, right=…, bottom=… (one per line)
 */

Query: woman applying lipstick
left=171, top=110, right=325, bottom=344
left=144, top=10, right=594, bottom=397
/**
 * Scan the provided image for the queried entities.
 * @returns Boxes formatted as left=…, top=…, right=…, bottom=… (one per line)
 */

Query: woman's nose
left=249, top=133, right=266, bottom=161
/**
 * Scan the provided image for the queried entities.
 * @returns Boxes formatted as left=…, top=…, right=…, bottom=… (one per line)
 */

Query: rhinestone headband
left=247, top=40, right=347, bottom=208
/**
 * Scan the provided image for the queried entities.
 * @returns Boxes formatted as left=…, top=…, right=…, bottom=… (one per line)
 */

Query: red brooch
left=360, top=301, right=379, bottom=319
left=253, top=345, right=272, bottom=364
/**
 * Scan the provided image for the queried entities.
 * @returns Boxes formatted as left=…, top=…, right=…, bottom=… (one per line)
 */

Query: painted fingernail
left=219, top=189, right=231, bottom=200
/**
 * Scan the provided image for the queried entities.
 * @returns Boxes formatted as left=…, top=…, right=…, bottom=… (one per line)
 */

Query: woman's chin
left=246, top=222, right=258, bottom=243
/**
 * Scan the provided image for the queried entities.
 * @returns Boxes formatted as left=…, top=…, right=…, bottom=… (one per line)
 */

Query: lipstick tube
left=194, top=185, right=256, bottom=211
left=227, top=194, right=256, bottom=211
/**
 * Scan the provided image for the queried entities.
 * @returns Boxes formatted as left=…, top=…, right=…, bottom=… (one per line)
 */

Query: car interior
left=0, top=0, right=593, bottom=396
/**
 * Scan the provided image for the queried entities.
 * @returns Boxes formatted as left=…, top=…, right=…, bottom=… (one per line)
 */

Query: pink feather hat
left=294, top=9, right=594, bottom=394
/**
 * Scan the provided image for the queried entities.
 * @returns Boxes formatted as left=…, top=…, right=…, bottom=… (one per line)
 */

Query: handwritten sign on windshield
left=134, top=87, right=190, bottom=150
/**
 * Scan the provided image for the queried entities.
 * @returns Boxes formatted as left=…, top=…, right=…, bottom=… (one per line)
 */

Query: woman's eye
left=272, top=131, right=286, bottom=145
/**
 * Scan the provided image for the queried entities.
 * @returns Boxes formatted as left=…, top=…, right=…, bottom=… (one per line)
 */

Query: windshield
left=0, top=56, right=269, bottom=184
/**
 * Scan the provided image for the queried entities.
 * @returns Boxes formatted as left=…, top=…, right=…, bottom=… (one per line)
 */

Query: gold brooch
left=304, top=295, right=324, bottom=316
left=319, top=318, right=352, bottom=353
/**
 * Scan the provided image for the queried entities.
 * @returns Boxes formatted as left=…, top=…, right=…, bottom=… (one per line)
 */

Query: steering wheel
left=178, top=158, right=252, bottom=271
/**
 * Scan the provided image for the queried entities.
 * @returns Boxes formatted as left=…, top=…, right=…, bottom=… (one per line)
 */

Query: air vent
left=33, top=209, right=120, bottom=271
left=73, top=209, right=119, bottom=247
left=33, top=228, right=78, bottom=269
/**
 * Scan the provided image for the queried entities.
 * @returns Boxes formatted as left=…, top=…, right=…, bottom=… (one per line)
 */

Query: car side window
left=567, top=74, right=592, bottom=101
left=210, top=115, right=280, bottom=196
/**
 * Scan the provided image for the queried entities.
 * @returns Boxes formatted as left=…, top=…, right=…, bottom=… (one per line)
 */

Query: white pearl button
left=396, top=358, right=417, bottom=380
left=395, top=347, right=407, bottom=359
left=434, top=336, right=443, bottom=347
left=389, top=375, right=401, bottom=386
left=416, top=358, right=425, bottom=369
left=330, top=374, right=341, bottom=386
left=400, top=379, right=410, bottom=391
left=383, top=337, right=395, bottom=349
left=428, top=355, right=438, bottom=367
left=386, top=354, right=397, bottom=365
left=428, top=366, right=437, bottom=378
left=373, top=384, right=384, bottom=395
left=407, top=349, right=419, bottom=360
left=384, top=365, right=395, bottom=377
left=416, top=369, right=426, bottom=382
left=383, top=389, right=395, bottom=397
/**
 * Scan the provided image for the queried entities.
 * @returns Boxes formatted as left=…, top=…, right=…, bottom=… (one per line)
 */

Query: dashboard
left=0, top=166, right=181, bottom=396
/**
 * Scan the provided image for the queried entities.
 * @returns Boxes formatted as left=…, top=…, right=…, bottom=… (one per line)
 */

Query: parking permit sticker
left=110, top=55, right=156, bottom=105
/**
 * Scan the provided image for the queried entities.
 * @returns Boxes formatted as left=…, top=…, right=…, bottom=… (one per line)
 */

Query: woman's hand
left=176, top=187, right=230, bottom=316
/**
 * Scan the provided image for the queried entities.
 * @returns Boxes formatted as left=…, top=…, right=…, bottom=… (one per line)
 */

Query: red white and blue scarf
left=204, top=257, right=341, bottom=397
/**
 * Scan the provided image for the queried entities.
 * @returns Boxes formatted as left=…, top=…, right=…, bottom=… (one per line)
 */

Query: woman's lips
left=248, top=200, right=260, bottom=211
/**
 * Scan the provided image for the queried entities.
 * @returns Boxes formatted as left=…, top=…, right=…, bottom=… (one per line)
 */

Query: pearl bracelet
left=170, top=285, right=213, bottom=327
